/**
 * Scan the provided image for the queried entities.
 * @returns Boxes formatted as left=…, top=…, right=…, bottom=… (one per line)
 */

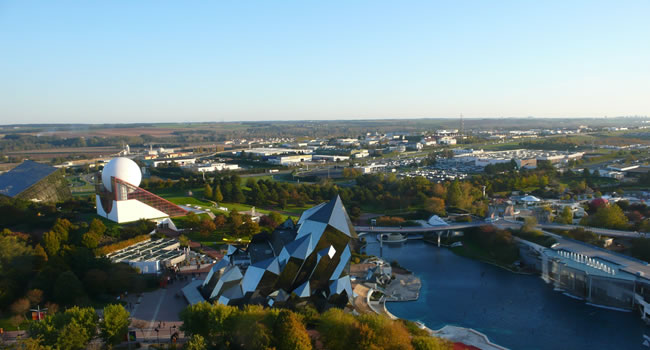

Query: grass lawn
left=167, top=196, right=213, bottom=207
left=451, top=238, right=518, bottom=269
left=0, top=316, right=29, bottom=331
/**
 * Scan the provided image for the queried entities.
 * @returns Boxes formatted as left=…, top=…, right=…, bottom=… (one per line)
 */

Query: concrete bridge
left=354, top=222, right=486, bottom=234
left=355, top=221, right=646, bottom=239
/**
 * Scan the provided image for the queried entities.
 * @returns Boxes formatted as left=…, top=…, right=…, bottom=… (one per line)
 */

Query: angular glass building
left=0, top=160, right=71, bottom=203
left=199, top=195, right=357, bottom=307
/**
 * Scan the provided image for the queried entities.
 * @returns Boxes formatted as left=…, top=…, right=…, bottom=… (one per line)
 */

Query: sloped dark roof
left=0, top=160, right=59, bottom=197
left=298, top=195, right=357, bottom=238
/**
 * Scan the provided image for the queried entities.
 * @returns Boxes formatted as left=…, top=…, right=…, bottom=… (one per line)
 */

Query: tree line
left=180, top=302, right=452, bottom=350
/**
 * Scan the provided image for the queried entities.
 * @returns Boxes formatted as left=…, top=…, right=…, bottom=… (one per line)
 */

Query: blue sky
left=1, top=1, right=649, bottom=123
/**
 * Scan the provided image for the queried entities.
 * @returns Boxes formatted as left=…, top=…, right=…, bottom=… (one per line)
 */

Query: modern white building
left=269, top=154, right=313, bottom=165
left=96, top=157, right=187, bottom=223
left=438, top=136, right=457, bottom=145
left=106, top=238, right=187, bottom=274
left=188, top=162, right=240, bottom=173
left=312, top=154, right=350, bottom=162
left=151, top=158, right=196, bottom=167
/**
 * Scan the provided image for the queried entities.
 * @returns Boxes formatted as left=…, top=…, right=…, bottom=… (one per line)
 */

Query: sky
left=1, top=1, right=650, bottom=124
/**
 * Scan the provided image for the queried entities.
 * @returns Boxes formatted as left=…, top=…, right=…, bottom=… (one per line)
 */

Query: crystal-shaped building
left=199, top=195, right=357, bottom=307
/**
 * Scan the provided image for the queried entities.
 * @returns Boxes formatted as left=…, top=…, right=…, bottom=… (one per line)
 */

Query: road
left=538, top=222, right=645, bottom=239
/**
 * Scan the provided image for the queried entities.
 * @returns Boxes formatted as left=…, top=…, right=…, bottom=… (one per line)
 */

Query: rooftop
left=107, top=238, right=184, bottom=263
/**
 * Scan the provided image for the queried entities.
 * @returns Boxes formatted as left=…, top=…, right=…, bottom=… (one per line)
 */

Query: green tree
left=15, top=336, right=53, bottom=350
left=180, top=302, right=235, bottom=346
left=317, top=309, right=359, bottom=350
left=179, top=234, right=190, bottom=247
left=81, top=231, right=100, bottom=249
left=100, top=304, right=131, bottom=346
left=29, top=306, right=98, bottom=348
left=50, top=218, right=73, bottom=242
left=42, top=231, right=60, bottom=257
left=522, top=216, right=538, bottom=232
left=57, top=319, right=88, bottom=350
left=232, top=186, right=246, bottom=203
left=557, top=206, right=573, bottom=224
left=446, top=180, right=464, bottom=208
left=268, top=212, right=284, bottom=226
left=185, top=334, right=207, bottom=350
left=221, top=182, right=233, bottom=202
left=54, top=271, right=85, bottom=306
left=591, top=204, right=629, bottom=230
left=213, top=185, right=224, bottom=202
left=273, top=310, right=312, bottom=350
left=88, top=218, right=106, bottom=236
left=411, top=336, right=453, bottom=350
left=185, top=212, right=201, bottom=231
left=204, top=184, right=213, bottom=200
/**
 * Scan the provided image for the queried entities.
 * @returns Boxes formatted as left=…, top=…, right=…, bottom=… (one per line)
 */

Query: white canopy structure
left=521, top=195, right=541, bottom=203
left=427, top=215, right=449, bottom=226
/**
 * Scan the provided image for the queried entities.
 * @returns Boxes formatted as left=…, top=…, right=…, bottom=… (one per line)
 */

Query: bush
left=94, top=234, right=150, bottom=256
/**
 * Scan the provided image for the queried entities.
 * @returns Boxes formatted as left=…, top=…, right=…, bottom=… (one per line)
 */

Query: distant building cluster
left=453, top=149, right=585, bottom=168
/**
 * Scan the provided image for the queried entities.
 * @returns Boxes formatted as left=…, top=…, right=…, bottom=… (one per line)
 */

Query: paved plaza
left=123, top=271, right=210, bottom=344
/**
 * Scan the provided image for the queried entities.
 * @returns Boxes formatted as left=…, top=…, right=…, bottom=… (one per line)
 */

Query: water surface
left=364, top=237, right=648, bottom=350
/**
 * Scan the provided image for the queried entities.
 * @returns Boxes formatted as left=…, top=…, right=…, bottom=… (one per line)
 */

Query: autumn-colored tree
left=204, top=184, right=213, bottom=199
left=412, top=336, right=453, bottom=350
left=273, top=310, right=312, bottom=350
left=88, top=218, right=106, bottom=236
left=425, top=197, right=446, bottom=216
left=10, top=298, right=30, bottom=320
left=42, top=231, right=60, bottom=257
left=81, top=231, right=101, bottom=249
left=214, top=214, right=227, bottom=228
left=199, top=218, right=217, bottom=237
left=26, top=289, right=44, bottom=306
left=241, top=215, right=260, bottom=236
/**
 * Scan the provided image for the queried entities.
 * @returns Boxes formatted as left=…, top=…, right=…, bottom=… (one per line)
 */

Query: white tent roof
left=427, top=215, right=449, bottom=226
left=521, top=195, right=541, bottom=202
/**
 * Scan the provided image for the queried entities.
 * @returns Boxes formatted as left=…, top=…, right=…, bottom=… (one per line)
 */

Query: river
left=363, top=237, right=649, bottom=350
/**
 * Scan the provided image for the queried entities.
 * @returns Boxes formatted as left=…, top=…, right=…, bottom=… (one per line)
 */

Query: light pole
left=154, top=327, right=159, bottom=344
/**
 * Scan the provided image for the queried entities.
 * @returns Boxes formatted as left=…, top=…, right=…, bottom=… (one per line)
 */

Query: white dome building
left=96, top=157, right=186, bottom=223
left=101, top=157, right=142, bottom=191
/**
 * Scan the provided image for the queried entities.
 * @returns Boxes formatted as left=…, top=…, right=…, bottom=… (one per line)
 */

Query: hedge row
left=95, top=234, right=151, bottom=256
